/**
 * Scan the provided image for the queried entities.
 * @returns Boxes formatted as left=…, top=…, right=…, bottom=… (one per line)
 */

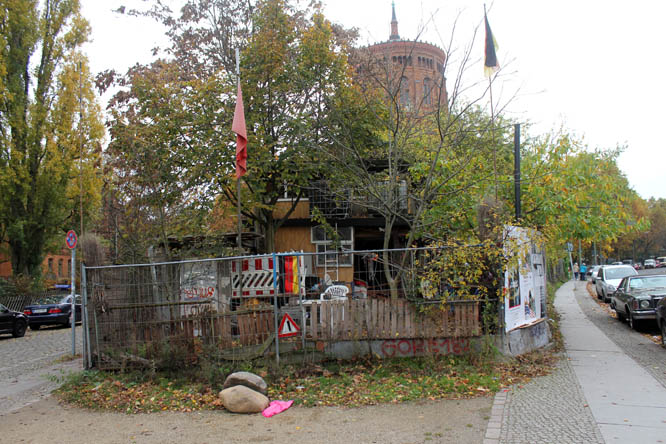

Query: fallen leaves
left=55, top=375, right=225, bottom=414
left=55, top=345, right=560, bottom=413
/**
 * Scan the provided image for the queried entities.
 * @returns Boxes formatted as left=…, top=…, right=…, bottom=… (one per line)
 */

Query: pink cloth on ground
left=262, top=400, right=294, bottom=418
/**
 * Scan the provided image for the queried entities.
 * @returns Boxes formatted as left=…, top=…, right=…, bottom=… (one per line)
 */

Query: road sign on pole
left=65, top=230, right=77, bottom=355
left=566, top=242, right=573, bottom=252
left=66, top=230, right=78, bottom=250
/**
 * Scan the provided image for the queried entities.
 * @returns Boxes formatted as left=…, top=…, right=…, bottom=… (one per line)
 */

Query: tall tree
left=102, top=0, right=357, bottom=255
left=0, top=0, right=104, bottom=276
left=319, top=18, right=513, bottom=298
left=519, top=135, right=647, bottom=263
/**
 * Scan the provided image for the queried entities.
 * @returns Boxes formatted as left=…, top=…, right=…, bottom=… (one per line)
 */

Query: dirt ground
left=2, top=393, right=492, bottom=444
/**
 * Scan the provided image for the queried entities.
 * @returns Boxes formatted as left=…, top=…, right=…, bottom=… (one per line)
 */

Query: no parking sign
left=66, top=230, right=78, bottom=249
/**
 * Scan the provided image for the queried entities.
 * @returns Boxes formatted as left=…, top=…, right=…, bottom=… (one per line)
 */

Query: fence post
left=272, top=252, right=280, bottom=365
left=298, top=253, right=306, bottom=354
left=81, top=263, right=92, bottom=369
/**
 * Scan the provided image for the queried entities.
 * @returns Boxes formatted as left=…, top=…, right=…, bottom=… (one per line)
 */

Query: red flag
left=232, top=83, right=247, bottom=178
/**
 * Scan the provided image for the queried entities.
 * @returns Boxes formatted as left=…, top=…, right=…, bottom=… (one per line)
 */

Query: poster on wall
left=180, top=261, right=217, bottom=318
left=504, top=226, right=547, bottom=332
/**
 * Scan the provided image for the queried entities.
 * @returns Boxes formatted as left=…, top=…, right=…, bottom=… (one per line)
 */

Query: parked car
left=0, top=302, right=27, bottom=337
left=611, top=261, right=623, bottom=265
left=23, top=294, right=81, bottom=330
left=657, top=297, right=666, bottom=348
left=595, top=265, right=638, bottom=302
left=588, top=265, right=602, bottom=283
left=611, top=274, right=666, bottom=330
left=644, top=259, right=656, bottom=269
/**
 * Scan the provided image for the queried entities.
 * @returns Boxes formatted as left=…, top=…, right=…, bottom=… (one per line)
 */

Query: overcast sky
left=81, top=0, right=665, bottom=200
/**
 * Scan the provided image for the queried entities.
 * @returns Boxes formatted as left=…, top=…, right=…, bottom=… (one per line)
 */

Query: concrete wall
left=269, top=324, right=550, bottom=361
left=498, top=318, right=552, bottom=356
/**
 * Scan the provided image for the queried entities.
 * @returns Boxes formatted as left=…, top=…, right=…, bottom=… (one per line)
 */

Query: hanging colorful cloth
left=284, top=256, right=299, bottom=294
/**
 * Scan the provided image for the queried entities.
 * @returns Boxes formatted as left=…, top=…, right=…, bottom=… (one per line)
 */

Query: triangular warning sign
left=278, top=313, right=300, bottom=338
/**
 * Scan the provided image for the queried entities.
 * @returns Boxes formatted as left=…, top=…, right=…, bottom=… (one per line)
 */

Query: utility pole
left=514, top=123, right=521, bottom=222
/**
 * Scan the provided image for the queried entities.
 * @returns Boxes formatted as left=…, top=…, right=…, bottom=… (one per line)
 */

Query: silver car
left=589, top=265, right=602, bottom=283
left=595, top=265, right=638, bottom=302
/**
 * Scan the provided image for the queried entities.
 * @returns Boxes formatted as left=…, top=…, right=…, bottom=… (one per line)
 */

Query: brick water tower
left=366, top=2, right=448, bottom=113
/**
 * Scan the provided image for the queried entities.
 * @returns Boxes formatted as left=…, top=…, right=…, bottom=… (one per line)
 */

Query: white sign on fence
left=504, top=226, right=547, bottom=332
left=180, top=261, right=217, bottom=318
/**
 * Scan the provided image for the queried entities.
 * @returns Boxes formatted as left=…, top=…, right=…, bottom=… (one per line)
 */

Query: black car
left=657, top=297, right=666, bottom=348
left=0, top=302, right=27, bottom=337
left=23, top=294, right=81, bottom=330
left=611, top=275, right=666, bottom=330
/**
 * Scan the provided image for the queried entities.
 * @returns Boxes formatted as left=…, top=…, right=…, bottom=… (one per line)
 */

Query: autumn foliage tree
left=101, top=0, right=357, bottom=256
left=0, top=0, right=104, bottom=277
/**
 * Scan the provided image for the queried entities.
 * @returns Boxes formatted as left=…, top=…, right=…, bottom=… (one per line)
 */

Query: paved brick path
left=497, top=355, right=604, bottom=444
left=0, top=326, right=82, bottom=380
left=0, top=326, right=83, bottom=414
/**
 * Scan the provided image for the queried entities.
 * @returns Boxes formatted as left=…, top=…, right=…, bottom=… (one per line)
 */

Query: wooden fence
left=301, top=298, right=480, bottom=340
left=87, top=297, right=479, bottom=370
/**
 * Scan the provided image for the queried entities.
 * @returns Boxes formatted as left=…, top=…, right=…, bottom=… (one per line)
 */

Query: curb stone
left=483, top=389, right=507, bottom=443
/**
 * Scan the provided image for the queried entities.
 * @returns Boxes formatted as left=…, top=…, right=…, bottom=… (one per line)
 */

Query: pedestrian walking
left=573, top=262, right=579, bottom=280
left=579, top=263, right=587, bottom=281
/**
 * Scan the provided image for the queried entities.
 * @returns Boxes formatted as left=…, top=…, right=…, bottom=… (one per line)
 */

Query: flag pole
left=235, top=48, right=243, bottom=302
left=489, top=75, right=498, bottom=200
left=484, top=4, right=499, bottom=200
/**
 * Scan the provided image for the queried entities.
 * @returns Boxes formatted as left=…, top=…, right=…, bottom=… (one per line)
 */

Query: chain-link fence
left=0, top=288, right=71, bottom=313
left=81, top=247, right=494, bottom=371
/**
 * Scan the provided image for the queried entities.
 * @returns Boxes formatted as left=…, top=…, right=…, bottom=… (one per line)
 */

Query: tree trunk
left=264, top=222, right=276, bottom=254
left=382, top=218, right=399, bottom=300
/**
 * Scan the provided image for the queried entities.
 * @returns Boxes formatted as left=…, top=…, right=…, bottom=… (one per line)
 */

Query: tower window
left=400, top=76, right=410, bottom=106
left=423, top=77, right=432, bottom=105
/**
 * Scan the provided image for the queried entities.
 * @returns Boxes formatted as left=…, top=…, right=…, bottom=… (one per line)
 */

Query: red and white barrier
left=231, top=257, right=275, bottom=297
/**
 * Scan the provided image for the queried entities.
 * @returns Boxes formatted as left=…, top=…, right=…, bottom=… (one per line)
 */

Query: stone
left=219, top=385, right=269, bottom=414
left=223, top=371, right=268, bottom=395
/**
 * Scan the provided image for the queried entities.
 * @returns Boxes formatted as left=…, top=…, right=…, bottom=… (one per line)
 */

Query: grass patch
left=55, top=348, right=557, bottom=413
left=52, top=353, right=81, bottom=364
left=546, top=279, right=566, bottom=351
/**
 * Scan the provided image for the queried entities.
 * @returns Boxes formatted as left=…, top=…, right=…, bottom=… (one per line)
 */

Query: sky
left=81, top=0, right=666, bottom=200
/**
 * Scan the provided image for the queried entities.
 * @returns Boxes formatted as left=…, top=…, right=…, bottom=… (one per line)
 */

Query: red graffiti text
left=380, top=338, right=470, bottom=358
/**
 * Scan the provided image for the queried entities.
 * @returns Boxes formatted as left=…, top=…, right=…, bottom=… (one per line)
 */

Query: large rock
left=219, top=385, right=269, bottom=413
left=223, top=371, right=268, bottom=395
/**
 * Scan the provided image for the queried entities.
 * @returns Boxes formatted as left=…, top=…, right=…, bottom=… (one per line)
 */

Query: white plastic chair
left=320, top=284, right=349, bottom=301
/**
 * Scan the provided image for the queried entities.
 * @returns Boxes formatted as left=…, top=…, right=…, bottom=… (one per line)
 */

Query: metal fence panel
left=82, top=247, right=489, bottom=370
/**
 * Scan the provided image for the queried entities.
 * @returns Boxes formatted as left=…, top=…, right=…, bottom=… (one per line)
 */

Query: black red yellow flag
left=484, top=10, right=499, bottom=77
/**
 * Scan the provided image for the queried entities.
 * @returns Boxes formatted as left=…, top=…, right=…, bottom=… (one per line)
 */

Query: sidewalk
left=490, top=280, right=666, bottom=444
